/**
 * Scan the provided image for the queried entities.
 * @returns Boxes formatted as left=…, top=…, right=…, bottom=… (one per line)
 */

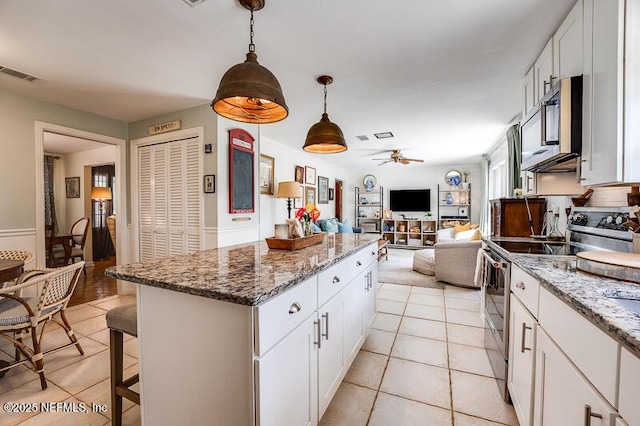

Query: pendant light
left=303, top=75, right=347, bottom=153
left=211, top=0, right=288, bottom=124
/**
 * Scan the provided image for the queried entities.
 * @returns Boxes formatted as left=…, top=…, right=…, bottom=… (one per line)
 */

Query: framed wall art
left=329, top=188, right=335, bottom=201
left=259, top=154, right=275, bottom=195
left=317, top=176, right=329, bottom=204
left=228, top=128, right=255, bottom=214
left=305, top=166, right=316, bottom=185
left=294, top=165, right=304, bottom=184
left=65, top=177, right=80, bottom=198
left=304, top=186, right=316, bottom=206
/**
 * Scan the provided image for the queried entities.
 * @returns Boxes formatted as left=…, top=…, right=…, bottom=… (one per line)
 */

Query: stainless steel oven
left=481, top=248, right=511, bottom=401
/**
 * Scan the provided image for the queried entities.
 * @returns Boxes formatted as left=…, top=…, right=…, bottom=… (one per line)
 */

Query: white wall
left=259, top=136, right=350, bottom=238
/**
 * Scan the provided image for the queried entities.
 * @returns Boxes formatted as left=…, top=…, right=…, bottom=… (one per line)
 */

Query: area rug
left=377, top=248, right=445, bottom=289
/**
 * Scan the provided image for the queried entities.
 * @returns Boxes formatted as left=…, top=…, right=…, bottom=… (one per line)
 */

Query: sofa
left=434, top=226, right=482, bottom=288
left=314, top=218, right=363, bottom=234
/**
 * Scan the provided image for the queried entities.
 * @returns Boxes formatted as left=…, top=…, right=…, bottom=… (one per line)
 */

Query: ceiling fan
left=372, top=149, right=424, bottom=165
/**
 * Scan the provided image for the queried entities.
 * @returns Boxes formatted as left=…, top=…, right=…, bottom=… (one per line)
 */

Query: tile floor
left=319, top=282, right=519, bottom=426
left=0, top=281, right=518, bottom=425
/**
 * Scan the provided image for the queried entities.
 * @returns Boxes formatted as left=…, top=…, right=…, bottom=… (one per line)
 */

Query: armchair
left=434, top=240, right=482, bottom=288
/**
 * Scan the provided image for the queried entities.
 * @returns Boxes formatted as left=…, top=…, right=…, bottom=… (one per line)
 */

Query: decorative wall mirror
left=444, top=170, right=462, bottom=188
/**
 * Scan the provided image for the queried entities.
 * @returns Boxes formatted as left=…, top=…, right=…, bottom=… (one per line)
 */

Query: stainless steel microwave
left=521, top=75, right=582, bottom=173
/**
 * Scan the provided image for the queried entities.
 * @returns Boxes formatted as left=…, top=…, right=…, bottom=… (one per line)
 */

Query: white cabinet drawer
left=619, top=347, right=640, bottom=426
left=347, top=245, right=376, bottom=281
left=254, top=277, right=317, bottom=356
left=318, top=259, right=348, bottom=307
left=538, top=287, right=619, bottom=406
left=511, top=265, right=540, bottom=318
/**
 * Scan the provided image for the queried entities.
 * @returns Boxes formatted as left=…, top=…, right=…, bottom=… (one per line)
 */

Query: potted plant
left=424, top=212, right=433, bottom=220
left=462, top=171, right=470, bottom=189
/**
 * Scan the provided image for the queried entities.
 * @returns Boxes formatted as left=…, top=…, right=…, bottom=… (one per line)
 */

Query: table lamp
left=277, top=182, right=301, bottom=218
left=91, top=186, right=112, bottom=228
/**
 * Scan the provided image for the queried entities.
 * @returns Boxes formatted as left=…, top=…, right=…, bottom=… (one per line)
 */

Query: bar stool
left=106, top=304, right=139, bottom=426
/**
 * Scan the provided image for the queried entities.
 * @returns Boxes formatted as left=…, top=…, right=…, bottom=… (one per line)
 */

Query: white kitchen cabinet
left=618, top=347, right=640, bottom=426
left=615, top=417, right=629, bottom=426
left=533, top=327, right=618, bottom=426
left=317, top=288, right=346, bottom=418
left=553, top=0, right=583, bottom=79
left=364, top=266, right=377, bottom=331
left=343, top=276, right=365, bottom=365
left=521, top=170, right=536, bottom=196
left=508, top=295, right=536, bottom=426
left=534, top=40, right=554, bottom=103
left=523, top=66, right=535, bottom=115
left=581, top=0, right=640, bottom=185
left=256, top=314, right=319, bottom=426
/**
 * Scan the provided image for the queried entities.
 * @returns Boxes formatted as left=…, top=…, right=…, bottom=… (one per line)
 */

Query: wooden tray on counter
left=576, top=252, right=640, bottom=284
left=265, top=233, right=325, bottom=250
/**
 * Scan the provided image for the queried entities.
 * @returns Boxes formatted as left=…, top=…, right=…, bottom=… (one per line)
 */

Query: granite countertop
left=106, top=233, right=379, bottom=307
left=511, top=254, right=640, bottom=358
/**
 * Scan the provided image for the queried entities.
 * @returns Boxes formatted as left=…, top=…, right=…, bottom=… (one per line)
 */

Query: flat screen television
left=389, top=189, right=431, bottom=212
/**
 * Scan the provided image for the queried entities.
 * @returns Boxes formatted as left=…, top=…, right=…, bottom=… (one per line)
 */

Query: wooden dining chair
left=51, top=217, right=90, bottom=273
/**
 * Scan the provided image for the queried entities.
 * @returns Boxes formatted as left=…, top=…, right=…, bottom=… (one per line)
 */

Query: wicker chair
left=0, top=250, right=35, bottom=292
left=0, top=262, right=85, bottom=389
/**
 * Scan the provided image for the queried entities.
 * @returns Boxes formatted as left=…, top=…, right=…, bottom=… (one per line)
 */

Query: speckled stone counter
left=106, top=233, right=379, bottom=306
left=510, top=254, right=640, bottom=358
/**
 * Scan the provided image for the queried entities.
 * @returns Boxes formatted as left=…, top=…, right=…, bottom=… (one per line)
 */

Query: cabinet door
left=508, top=295, right=536, bottom=426
left=256, top=315, right=318, bottom=426
left=581, top=0, right=625, bottom=185
left=523, top=66, right=535, bottom=115
left=534, top=40, right=554, bottom=103
left=553, top=0, right=583, bottom=79
left=343, top=277, right=365, bottom=365
left=533, top=328, right=617, bottom=426
left=318, top=292, right=346, bottom=418
left=521, top=171, right=536, bottom=196
left=363, top=267, right=377, bottom=331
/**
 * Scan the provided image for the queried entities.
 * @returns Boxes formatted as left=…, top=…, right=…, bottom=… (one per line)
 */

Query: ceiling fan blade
left=400, top=159, right=410, bottom=165
left=378, top=160, right=393, bottom=165
left=372, top=158, right=390, bottom=160
left=404, top=158, right=424, bottom=162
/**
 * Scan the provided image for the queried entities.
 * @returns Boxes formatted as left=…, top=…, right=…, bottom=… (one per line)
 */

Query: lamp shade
left=303, top=113, right=347, bottom=153
left=91, top=187, right=112, bottom=200
left=277, top=182, right=301, bottom=199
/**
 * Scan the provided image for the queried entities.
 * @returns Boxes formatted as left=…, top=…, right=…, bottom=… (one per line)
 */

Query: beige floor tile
left=445, top=297, right=481, bottom=312
left=380, top=358, right=451, bottom=410
left=454, top=411, right=514, bottom=425
left=451, top=370, right=518, bottom=425
left=376, top=299, right=406, bottom=315
left=362, top=329, right=396, bottom=355
left=65, top=305, right=108, bottom=324
left=47, top=349, right=136, bottom=395
left=85, top=329, right=134, bottom=347
left=0, top=380, right=71, bottom=426
left=398, top=317, right=447, bottom=341
left=75, top=364, right=138, bottom=419
left=17, top=396, right=110, bottom=425
left=410, top=286, right=444, bottom=296
left=42, top=337, right=108, bottom=375
left=369, top=392, right=452, bottom=426
left=377, top=289, right=410, bottom=303
left=344, top=350, right=388, bottom=390
left=448, top=343, right=495, bottom=377
left=121, top=404, right=141, bottom=426
left=404, top=303, right=445, bottom=322
left=446, top=308, right=484, bottom=328
left=408, top=293, right=445, bottom=307
left=391, top=334, right=448, bottom=368
left=86, top=295, right=120, bottom=306
left=319, top=382, right=376, bottom=426
left=445, top=289, right=481, bottom=301
left=72, top=316, right=108, bottom=338
left=380, top=283, right=411, bottom=294
left=123, top=338, right=138, bottom=359
left=91, top=296, right=136, bottom=312
left=0, top=362, right=39, bottom=396
left=372, top=313, right=402, bottom=333
left=447, top=323, right=485, bottom=348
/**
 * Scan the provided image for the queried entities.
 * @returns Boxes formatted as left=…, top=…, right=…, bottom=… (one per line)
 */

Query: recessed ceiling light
left=0, top=65, right=38, bottom=82
left=356, top=135, right=369, bottom=141
left=374, top=132, right=394, bottom=139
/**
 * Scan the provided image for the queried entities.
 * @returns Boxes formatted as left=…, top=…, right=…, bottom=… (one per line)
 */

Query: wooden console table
left=377, top=239, right=389, bottom=261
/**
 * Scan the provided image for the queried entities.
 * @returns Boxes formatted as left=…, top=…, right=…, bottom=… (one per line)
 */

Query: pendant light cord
left=323, top=84, right=328, bottom=114
left=249, top=8, right=255, bottom=53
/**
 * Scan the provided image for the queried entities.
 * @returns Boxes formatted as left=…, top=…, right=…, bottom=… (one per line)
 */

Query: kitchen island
left=106, top=233, right=380, bottom=426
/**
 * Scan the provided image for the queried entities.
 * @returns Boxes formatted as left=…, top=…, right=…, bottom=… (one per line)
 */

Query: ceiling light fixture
left=374, top=132, right=394, bottom=139
left=303, top=75, right=347, bottom=154
left=211, top=0, right=288, bottom=124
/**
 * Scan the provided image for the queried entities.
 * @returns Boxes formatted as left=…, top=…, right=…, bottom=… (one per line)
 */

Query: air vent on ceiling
left=374, top=132, right=394, bottom=139
left=0, top=66, right=38, bottom=82
left=183, top=0, right=206, bottom=7
left=356, top=135, right=370, bottom=141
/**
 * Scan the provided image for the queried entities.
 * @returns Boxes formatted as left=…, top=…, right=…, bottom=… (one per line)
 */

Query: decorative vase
left=304, top=220, right=312, bottom=237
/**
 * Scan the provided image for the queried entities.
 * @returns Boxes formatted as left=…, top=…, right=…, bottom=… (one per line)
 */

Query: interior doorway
left=335, top=179, right=344, bottom=222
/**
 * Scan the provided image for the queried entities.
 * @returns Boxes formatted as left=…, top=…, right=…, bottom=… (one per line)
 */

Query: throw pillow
left=312, top=221, right=322, bottom=232
left=454, top=228, right=478, bottom=241
left=454, top=222, right=471, bottom=232
left=337, top=219, right=353, bottom=233
left=324, top=218, right=339, bottom=233
left=470, top=229, right=482, bottom=240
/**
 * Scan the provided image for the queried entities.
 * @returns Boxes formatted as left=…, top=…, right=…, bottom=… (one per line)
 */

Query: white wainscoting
left=203, top=226, right=261, bottom=249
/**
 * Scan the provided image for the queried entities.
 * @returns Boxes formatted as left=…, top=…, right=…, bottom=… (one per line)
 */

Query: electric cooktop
left=492, top=240, right=595, bottom=256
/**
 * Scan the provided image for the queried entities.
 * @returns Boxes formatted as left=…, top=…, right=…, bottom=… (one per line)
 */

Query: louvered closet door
left=138, top=137, right=201, bottom=261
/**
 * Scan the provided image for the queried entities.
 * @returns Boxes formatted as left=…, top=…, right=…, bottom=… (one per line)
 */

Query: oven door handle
left=482, top=250, right=508, bottom=270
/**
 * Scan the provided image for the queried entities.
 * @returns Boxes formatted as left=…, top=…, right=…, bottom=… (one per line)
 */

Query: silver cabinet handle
left=288, top=302, right=301, bottom=314
left=368, top=271, right=373, bottom=290
left=356, top=261, right=362, bottom=267
left=584, top=404, right=603, bottom=426
left=314, top=320, right=322, bottom=349
left=371, top=251, right=376, bottom=256
left=516, top=282, right=525, bottom=290
left=322, top=312, right=329, bottom=340
left=521, top=322, right=532, bottom=353
left=364, top=273, right=369, bottom=291
left=332, top=276, right=340, bottom=284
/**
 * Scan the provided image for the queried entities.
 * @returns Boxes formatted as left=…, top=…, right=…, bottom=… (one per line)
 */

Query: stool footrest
left=121, top=373, right=139, bottom=388
left=116, top=386, right=140, bottom=406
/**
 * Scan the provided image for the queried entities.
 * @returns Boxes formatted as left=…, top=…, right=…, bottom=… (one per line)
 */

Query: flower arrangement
left=295, top=204, right=321, bottom=236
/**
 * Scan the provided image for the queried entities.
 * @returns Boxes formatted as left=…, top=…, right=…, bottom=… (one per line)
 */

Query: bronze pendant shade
left=211, top=0, right=288, bottom=124
left=303, top=75, right=347, bottom=154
